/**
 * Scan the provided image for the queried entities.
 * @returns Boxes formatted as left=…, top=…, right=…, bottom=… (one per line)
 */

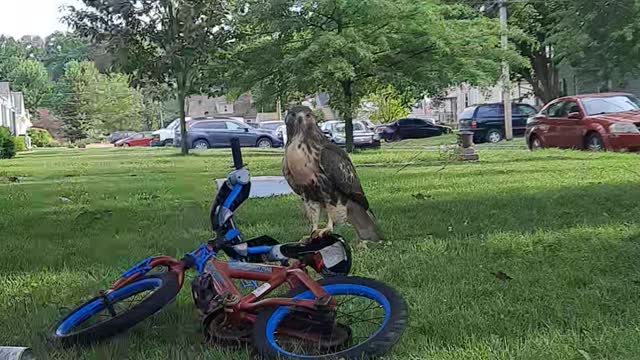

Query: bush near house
left=27, top=128, right=53, bottom=148
left=14, top=136, right=27, bottom=152
left=0, top=127, right=16, bottom=159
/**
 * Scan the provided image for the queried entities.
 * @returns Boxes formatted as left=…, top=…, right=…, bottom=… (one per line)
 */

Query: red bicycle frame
left=109, top=252, right=333, bottom=320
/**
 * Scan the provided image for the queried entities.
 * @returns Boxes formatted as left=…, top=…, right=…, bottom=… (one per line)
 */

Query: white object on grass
left=0, top=347, right=34, bottom=360
left=215, top=176, right=293, bottom=198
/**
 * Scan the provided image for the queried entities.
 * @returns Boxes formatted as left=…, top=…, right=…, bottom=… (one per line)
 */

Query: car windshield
left=335, top=122, right=366, bottom=133
left=582, top=95, right=640, bottom=116
left=167, top=119, right=180, bottom=130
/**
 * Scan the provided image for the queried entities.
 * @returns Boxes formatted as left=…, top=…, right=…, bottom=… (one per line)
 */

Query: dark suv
left=174, top=119, right=283, bottom=149
left=459, top=103, right=538, bottom=143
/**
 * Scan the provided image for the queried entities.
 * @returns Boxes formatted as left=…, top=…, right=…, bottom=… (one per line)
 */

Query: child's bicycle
left=51, top=138, right=408, bottom=359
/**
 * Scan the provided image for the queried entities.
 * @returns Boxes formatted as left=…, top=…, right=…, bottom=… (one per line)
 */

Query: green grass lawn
left=2, top=146, right=640, bottom=359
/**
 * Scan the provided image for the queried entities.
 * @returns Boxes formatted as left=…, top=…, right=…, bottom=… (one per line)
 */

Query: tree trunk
left=177, top=84, right=189, bottom=155
left=530, top=51, right=560, bottom=105
left=341, top=80, right=354, bottom=153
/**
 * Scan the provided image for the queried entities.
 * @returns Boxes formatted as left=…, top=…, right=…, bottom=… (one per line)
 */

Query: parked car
left=115, top=132, right=153, bottom=147
left=525, top=92, right=640, bottom=152
left=108, top=131, right=138, bottom=144
left=152, top=118, right=191, bottom=146
left=376, top=118, right=452, bottom=142
left=276, top=125, right=287, bottom=145
left=361, top=120, right=378, bottom=131
left=174, top=119, right=283, bottom=149
left=256, top=121, right=285, bottom=131
left=458, top=103, right=538, bottom=143
left=320, top=120, right=381, bottom=148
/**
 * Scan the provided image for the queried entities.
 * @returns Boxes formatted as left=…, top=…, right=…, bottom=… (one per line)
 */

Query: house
left=186, top=93, right=258, bottom=121
left=558, top=63, right=640, bottom=97
left=422, top=81, right=537, bottom=125
left=0, top=82, right=32, bottom=140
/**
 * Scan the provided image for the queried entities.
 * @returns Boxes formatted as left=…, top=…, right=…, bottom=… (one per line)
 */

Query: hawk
left=282, top=106, right=382, bottom=243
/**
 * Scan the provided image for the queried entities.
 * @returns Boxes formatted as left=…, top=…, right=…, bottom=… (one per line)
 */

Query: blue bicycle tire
left=52, top=272, right=180, bottom=347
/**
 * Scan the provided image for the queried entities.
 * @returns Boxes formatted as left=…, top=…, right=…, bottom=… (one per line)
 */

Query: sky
left=0, top=0, right=82, bottom=39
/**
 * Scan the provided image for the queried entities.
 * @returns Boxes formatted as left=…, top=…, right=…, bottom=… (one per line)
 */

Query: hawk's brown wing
left=320, top=143, right=369, bottom=210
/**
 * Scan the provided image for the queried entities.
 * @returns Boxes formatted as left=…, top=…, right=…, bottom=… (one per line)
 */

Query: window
left=413, top=119, right=430, bottom=126
left=225, top=121, right=246, bottom=130
left=131, top=133, right=143, bottom=139
left=564, top=102, right=580, bottom=115
left=353, top=122, right=366, bottom=131
left=167, top=119, right=180, bottom=130
left=545, top=102, right=565, bottom=117
left=476, top=104, right=503, bottom=118
left=193, top=121, right=225, bottom=130
left=398, top=119, right=412, bottom=126
left=547, top=101, right=577, bottom=118
left=217, top=103, right=234, bottom=114
left=581, top=95, right=640, bottom=116
left=459, top=106, right=477, bottom=120
left=514, top=104, right=537, bottom=116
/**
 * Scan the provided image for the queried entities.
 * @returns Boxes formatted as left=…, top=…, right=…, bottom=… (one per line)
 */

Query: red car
left=526, top=93, right=640, bottom=152
left=114, top=132, right=152, bottom=147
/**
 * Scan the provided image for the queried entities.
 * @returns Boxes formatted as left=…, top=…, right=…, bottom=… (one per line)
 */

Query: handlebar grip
left=230, top=137, right=243, bottom=170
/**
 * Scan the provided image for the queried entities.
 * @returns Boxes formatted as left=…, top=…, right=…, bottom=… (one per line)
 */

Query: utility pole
left=276, top=97, right=282, bottom=121
left=499, top=0, right=513, bottom=141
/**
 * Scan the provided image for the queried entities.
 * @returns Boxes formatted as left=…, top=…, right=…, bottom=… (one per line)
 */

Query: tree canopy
left=65, top=0, right=238, bottom=154
left=232, top=0, right=514, bottom=151
left=52, top=61, right=143, bottom=142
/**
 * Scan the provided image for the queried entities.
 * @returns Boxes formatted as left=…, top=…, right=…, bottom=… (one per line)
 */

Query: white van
left=152, top=117, right=191, bottom=146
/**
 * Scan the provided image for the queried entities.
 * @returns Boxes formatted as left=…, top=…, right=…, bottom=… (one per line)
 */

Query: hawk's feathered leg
left=304, top=200, right=322, bottom=234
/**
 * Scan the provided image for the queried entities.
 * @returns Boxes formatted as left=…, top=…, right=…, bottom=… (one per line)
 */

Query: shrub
left=14, top=136, right=27, bottom=152
left=0, top=127, right=16, bottom=159
left=27, top=128, right=52, bottom=148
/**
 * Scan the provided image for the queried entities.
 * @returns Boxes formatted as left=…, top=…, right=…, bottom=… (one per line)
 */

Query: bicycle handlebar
left=230, top=138, right=243, bottom=170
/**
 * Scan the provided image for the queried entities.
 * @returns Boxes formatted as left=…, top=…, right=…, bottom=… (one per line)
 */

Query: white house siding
left=0, top=83, right=31, bottom=138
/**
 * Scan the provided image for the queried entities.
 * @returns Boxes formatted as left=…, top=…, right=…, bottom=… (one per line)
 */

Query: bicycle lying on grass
left=52, top=138, right=408, bottom=359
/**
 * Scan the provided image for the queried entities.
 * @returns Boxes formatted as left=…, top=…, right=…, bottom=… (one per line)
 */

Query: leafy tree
left=43, top=32, right=91, bottom=80
left=8, top=59, right=51, bottom=113
left=65, top=0, right=237, bottom=154
left=18, top=35, right=45, bottom=59
left=52, top=61, right=100, bottom=142
left=0, top=36, right=27, bottom=80
left=363, top=86, right=410, bottom=124
left=85, top=72, right=144, bottom=133
left=234, top=0, right=511, bottom=152
left=451, top=0, right=562, bottom=104
left=52, top=61, right=143, bottom=142
left=552, top=0, right=640, bottom=88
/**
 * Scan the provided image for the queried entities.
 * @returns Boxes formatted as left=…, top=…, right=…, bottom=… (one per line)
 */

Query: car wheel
left=529, top=135, right=543, bottom=151
left=163, top=139, right=173, bottom=147
left=256, top=138, right=273, bottom=149
left=122, top=143, right=130, bottom=147
left=193, top=140, right=209, bottom=150
left=585, top=133, right=604, bottom=151
left=486, top=130, right=503, bottom=143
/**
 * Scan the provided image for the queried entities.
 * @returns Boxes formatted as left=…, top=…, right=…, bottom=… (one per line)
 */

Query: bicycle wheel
left=253, top=277, right=408, bottom=360
left=52, top=272, right=181, bottom=347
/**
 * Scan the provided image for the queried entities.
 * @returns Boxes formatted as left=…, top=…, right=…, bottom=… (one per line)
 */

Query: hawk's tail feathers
left=347, top=200, right=383, bottom=242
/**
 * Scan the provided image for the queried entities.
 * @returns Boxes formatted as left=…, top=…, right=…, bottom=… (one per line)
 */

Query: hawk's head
left=284, top=105, right=323, bottom=140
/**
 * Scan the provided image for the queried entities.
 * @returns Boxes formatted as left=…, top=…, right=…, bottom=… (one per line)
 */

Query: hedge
left=0, top=127, right=16, bottom=159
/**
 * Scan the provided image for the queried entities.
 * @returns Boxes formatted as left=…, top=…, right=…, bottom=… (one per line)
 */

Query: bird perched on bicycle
left=282, top=105, right=383, bottom=245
